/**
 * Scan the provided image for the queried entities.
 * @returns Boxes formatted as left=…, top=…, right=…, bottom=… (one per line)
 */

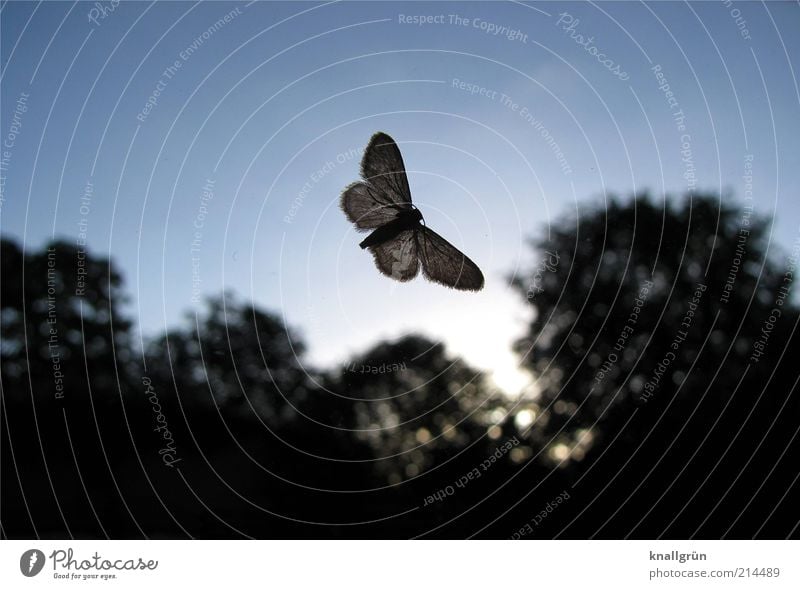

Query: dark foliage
left=2, top=193, right=797, bottom=538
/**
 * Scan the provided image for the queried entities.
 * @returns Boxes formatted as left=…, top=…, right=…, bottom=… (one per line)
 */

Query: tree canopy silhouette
left=509, top=193, right=799, bottom=537
left=1, top=238, right=136, bottom=537
left=2, top=190, right=797, bottom=539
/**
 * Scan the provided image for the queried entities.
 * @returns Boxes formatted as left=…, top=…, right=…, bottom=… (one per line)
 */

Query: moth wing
left=367, top=229, right=419, bottom=282
left=361, top=132, right=413, bottom=206
left=416, top=226, right=484, bottom=291
left=340, top=181, right=401, bottom=230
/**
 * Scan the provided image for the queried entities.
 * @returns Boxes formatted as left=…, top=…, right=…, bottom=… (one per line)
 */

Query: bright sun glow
left=309, top=280, right=538, bottom=398
left=422, top=283, right=537, bottom=397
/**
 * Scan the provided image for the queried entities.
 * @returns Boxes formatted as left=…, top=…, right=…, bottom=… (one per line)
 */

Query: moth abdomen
left=359, top=214, right=419, bottom=249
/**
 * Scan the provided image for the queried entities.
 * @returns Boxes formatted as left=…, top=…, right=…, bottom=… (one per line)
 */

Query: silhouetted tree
left=1, top=239, right=130, bottom=395
left=321, top=335, right=505, bottom=483
left=144, top=293, right=312, bottom=424
left=1, top=238, right=136, bottom=537
left=508, top=193, right=799, bottom=537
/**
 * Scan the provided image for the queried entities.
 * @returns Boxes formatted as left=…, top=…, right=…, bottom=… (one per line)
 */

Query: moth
left=340, top=132, right=484, bottom=291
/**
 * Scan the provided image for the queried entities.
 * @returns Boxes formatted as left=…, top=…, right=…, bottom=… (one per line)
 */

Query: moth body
left=359, top=208, right=423, bottom=249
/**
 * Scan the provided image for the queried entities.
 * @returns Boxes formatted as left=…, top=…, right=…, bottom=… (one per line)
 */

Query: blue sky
left=2, top=1, right=799, bottom=393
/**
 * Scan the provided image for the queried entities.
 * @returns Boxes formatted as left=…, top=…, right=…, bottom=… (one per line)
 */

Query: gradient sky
left=2, top=1, right=799, bottom=393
